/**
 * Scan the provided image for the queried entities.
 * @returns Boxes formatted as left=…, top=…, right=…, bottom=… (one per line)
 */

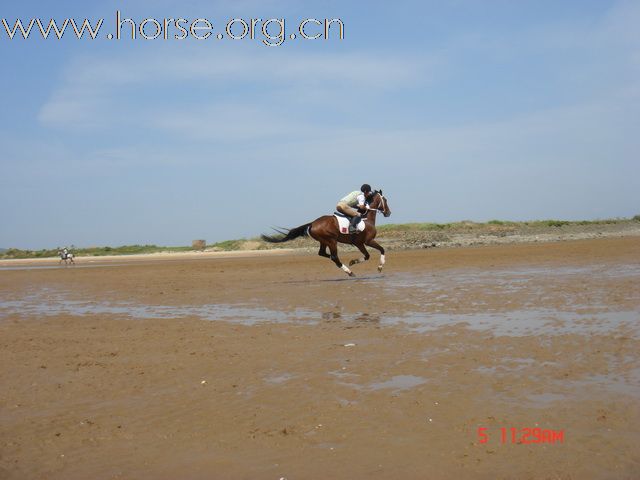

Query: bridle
left=364, top=192, right=388, bottom=217
left=377, top=194, right=388, bottom=215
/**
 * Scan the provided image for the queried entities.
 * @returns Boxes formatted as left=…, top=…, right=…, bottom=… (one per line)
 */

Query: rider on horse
left=336, top=184, right=375, bottom=232
left=262, top=186, right=390, bottom=276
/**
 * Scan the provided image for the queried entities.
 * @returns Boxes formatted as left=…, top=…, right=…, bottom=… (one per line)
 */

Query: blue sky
left=1, top=0, right=638, bottom=249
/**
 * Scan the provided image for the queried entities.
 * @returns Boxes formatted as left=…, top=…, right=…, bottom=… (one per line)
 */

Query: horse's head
left=371, top=190, right=391, bottom=217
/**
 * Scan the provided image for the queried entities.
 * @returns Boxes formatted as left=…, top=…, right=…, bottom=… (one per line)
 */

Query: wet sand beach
left=1, top=237, right=639, bottom=479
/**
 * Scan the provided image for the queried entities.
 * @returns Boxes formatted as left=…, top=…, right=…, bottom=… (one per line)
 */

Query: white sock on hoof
left=380, top=254, right=386, bottom=265
left=341, top=264, right=351, bottom=274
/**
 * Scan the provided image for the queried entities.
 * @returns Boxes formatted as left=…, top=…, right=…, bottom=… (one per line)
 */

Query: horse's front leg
left=366, top=239, right=386, bottom=272
left=329, top=241, right=354, bottom=277
left=349, top=242, right=370, bottom=267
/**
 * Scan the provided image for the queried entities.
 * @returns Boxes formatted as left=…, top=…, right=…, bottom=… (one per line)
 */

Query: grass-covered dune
left=2, top=217, right=639, bottom=259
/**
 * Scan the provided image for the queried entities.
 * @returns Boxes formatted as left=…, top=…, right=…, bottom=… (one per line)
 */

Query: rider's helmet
left=360, top=184, right=372, bottom=194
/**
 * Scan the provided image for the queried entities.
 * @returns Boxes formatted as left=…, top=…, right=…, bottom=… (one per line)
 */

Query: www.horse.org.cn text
left=1, top=12, right=345, bottom=47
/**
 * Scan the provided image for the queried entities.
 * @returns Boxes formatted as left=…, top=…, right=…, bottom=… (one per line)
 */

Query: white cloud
left=37, top=48, right=429, bottom=130
left=153, top=103, right=317, bottom=141
left=600, top=0, right=640, bottom=47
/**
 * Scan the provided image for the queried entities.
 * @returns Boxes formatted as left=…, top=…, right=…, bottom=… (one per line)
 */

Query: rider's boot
left=349, top=215, right=361, bottom=235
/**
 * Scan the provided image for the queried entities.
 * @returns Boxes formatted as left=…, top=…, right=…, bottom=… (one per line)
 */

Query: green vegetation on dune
left=378, top=217, right=635, bottom=232
left=80, top=245, right=194, bottom=256
left=2, top=244, right=193, bottom=259
left=208, top=239, right=244, bottom=251
left=1, top=239, right=265, bottom=259
left=378, top=222, right=452, bottom=231
left=2, top=248, right=61, bottom=259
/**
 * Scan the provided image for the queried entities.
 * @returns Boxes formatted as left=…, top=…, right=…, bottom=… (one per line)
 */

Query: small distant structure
left=192, top=239, right=206, bottom=251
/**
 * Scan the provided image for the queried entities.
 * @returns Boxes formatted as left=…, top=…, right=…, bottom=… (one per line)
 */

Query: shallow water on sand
left=1, top=263, right=638, bottom=339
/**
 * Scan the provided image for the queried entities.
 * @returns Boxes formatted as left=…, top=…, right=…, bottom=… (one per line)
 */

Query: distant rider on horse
left=336, top=184, right=375, bottom=232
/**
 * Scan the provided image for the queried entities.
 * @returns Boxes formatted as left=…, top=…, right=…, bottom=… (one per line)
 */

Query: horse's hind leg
left=366, top=239, right=386, bottom=272
left=329, top=241, right=354, bottom=277
left=349, top=242, right=370, bottom=267
left=318, top=243, right=330, bottom=258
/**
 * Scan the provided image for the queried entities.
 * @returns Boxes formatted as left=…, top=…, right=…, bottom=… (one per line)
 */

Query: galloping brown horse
left=261, top=191, right=391, bottom=276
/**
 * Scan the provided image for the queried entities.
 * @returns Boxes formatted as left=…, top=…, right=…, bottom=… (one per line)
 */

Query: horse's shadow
left=279, top=274, right=384, bottom=285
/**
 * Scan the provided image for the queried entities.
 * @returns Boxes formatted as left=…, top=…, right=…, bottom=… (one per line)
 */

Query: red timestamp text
left=477, top=427, right=564, bottom=444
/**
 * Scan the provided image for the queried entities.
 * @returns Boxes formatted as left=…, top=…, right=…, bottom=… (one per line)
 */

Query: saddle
left=334, top=212, right=366, bottom=234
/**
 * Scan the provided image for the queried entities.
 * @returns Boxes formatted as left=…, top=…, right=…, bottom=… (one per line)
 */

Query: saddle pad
left=334, top=215, right=366, bottom=234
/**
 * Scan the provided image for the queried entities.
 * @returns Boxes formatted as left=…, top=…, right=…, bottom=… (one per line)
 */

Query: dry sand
left=1, top=237, right=639, bottom=479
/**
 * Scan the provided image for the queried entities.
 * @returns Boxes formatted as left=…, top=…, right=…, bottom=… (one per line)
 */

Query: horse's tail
left=261, top=223, right=312, bottom=243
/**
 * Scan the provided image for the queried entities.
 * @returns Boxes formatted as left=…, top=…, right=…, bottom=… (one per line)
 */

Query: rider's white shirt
left=340, top=191, right=366, bottom=207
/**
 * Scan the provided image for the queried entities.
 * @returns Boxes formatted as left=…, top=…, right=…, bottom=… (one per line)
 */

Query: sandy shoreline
left=1, top=237, right=639, bottom=479
left=0, top=247, right=301, bottom=267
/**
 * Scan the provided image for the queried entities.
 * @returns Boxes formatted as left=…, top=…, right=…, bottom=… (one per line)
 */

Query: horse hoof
left=377, top=266, right=383, bottom=273
left=349, top=260, right=357, bottom=266
left=348, top=271, right=355, bottom=277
